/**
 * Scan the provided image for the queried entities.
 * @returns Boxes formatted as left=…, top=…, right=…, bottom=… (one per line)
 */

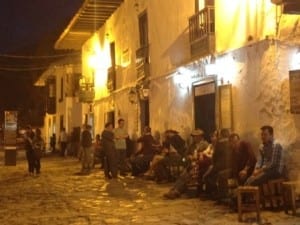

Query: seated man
left=245, top=125, right=284, bottom=186
left=229, top=133, right=257, bottom=185
left=163, top=129, right=210, bottom=199
left=131, top=126, right=156, bottom=177
left=202, top=128, right=232, bottom=199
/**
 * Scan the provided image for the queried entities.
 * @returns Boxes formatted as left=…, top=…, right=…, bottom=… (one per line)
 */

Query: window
left=138, top=11, right=148, bottom=47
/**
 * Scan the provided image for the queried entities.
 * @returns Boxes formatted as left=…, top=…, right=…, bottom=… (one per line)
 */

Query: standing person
left=59, top=127, right=68, bottom=157
left=50, top=133, right=56, bottom=153
left=32, top=128, right=45, bottom=176
left=114, top=118, right=129, bottom=176
left=80, top=124, right=93, bottom=174
left=245, top=125, right=284, bottom=186
left=24, top=126, right=35, bottom=176
left=101, top=122, right=118, bottom=179
left=93, top=134, right=103, bottom=168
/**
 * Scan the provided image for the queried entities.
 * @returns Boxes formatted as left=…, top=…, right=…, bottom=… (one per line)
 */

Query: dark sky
left=0, top=0, right=83, bottom=126
left=0, top=0, right=83, bottom=53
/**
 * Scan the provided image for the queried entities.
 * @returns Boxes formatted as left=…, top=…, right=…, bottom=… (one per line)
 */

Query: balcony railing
left=189, top=6, right=215, bottom=43
left=136, top=45, right=150, bottom=78
left=189, top=6, right=215, bottom=57
left=136, top=45, right=149, bottom=60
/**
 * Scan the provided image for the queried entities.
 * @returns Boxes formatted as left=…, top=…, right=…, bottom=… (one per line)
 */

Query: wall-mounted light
left=205, top=54, right=217, bottom=76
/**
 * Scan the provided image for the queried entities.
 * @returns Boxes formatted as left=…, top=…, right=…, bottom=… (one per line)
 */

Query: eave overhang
left=55, top=0, right=124, bottom=50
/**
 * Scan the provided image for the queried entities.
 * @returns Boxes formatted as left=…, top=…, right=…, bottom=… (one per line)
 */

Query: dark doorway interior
left=194, top=82, right=216, bottom=141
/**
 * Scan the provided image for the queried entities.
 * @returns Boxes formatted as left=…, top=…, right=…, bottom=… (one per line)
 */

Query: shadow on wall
left=161, top=26, right=190, bottom=67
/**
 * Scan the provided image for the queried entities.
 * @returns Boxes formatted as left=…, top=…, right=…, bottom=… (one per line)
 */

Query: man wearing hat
left=163, top=128, right=208, bottom=199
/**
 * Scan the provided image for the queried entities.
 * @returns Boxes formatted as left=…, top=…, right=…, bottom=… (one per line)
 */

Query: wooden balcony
left=189, top=6, right=215, bottom=58
left=136, top=45, right=150, bottom=79
left=78, top=82, right=94, bottom=103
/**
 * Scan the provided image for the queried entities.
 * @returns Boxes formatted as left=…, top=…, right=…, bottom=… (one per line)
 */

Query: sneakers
left=163, top=189, right=180, bottom=200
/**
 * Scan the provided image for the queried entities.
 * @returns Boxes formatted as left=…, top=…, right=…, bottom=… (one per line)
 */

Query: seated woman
left=163, top=130, right=216, bottom=200
left=130, top=126, right=156, bottom=177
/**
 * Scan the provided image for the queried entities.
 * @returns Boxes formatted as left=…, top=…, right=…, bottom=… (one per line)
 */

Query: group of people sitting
left=163, top=125, right=286, bottom=201
left=95, top=121, right=286, bottom=203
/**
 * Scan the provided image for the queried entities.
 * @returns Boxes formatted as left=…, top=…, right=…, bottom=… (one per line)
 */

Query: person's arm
left=202, top=144, right=213, bottom=158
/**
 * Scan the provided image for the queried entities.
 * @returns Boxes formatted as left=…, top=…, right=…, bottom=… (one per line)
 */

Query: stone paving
left=0, top=151, right=299, bottom=225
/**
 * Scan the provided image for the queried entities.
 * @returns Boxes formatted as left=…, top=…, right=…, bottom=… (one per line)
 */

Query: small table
left=282, top=181, right=300, bottom=215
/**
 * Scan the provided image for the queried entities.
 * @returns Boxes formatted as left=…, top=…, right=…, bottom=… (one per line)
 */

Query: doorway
left=106, top=111, right=115, bottom=128
left=193, top=81, right=216, bottom=141
left=140, top=99, right=149, bottom=131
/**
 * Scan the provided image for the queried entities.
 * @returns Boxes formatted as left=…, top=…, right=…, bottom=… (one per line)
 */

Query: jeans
left=116, top=149, right=127, bottom=174
left=245, top=169, right=281, bottom=186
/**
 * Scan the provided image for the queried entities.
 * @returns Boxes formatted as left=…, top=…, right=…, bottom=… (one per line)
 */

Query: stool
left=237, top=186, right=260, bottom=222
left=261, top=178, right=284, bottom=209
left=282, top=181, right=300, bottom=215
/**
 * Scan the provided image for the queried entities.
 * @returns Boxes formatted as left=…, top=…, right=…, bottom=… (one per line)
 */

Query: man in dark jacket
left=101, top=122, right=118, bottom=179
left=203, top=128, right=232, bottom=199
left=81, top=124, right=93, bottom=174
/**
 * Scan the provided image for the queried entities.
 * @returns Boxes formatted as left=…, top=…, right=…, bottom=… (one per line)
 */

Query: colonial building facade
left=45, top=0, right=300, bottom=176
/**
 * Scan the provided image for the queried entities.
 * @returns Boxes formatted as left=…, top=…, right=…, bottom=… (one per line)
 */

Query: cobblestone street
left=0, top=151, right=299, bottom=225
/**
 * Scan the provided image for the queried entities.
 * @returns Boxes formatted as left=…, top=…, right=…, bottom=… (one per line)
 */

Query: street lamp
left=128, top=88, right=138, bottom=104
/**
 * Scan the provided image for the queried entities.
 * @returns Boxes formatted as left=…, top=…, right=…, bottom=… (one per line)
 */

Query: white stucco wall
left=81, top=0, right=300, bottom=178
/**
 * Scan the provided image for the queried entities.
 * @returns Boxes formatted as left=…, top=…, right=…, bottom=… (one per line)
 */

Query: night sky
left=0, top=0, right=83, bottom=126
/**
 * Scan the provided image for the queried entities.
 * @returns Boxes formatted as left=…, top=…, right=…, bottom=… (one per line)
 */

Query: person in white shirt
left=113, top=119, right=129, bottom=176
left=59, top=127, right=68, bottom=157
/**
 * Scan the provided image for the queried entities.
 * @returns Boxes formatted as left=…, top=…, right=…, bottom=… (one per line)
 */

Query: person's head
left=229, top=133, right=240, bottom=149
left=86, top=124, right=92, bottom=130
left=61, top=127, right=65, bottom=132
left=105, top=122, right=114, bottom=131
left=96, top=134, right=100, bottom=140
left=143, top=126, right=151, bottom=134
left=260, top=125, right=274, bottom=144
left=210, top=130, right=219, bottom=145
left=219, top=128, right=230, bottom=139
left=35, top=128, right=41, bottom=137
left=191, top=129, right=204, bottom=142
left=25, top=125, right=32, bottom=135
left=118, top=118, right=125, bottom=128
